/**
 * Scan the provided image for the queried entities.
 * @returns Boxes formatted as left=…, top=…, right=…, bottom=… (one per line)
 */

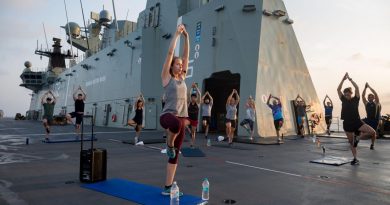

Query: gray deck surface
left=0, top=118, right=389, bottom=205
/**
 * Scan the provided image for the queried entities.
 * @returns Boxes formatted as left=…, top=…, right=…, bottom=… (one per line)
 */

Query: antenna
left=42, top=22, right=49, bottom=50
left=63, top=0, right=74, bottom=58
left=79, top=0, right=90, bottom=51
left=125, top=9, right=129, bottom=21
left=112, top=0, right=119, bottom=32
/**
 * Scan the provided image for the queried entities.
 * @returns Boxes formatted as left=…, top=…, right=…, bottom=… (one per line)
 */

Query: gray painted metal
left=20, top=0, right=325, bottom=137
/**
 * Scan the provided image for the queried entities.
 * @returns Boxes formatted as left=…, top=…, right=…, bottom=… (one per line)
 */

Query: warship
left=20, top=0, right=325, bottom=137
left=5, top=1, right=390, bottom=204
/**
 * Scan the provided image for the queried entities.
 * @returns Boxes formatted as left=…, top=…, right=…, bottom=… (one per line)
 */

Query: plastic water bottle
left=202, top=178, right=209, bottom=201
left=170, top=181, right=180, bottom=205
left=207, top=139, right=211, bottom=147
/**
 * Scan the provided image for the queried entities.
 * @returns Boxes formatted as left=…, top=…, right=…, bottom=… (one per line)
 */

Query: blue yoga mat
left=42, top=137, right=97, bottom=143
left=82, top=178, right=204, bottom=205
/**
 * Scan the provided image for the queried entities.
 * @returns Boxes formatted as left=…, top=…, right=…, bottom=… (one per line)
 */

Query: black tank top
left=75, top=99, right=84, bottom=112
left=366, top=102, right=378, bottom=120
left=188, top=103, right=199, bottom=120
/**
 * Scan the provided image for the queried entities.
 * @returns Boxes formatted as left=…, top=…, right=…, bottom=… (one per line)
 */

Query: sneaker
left=277, top=138, right=282, bottom=143
left=370, top=144, right=374, bottom=150
left=134, top=137, right=139, bottom=144
left=45, top=137, right=50, bottom=142
left=353, top=135, right=360, bottom=148
left=166, top=145, right=176, bottom=159
left=161, top=187, right=184, bottom=196
left=351, top=158, right=360, bottom=165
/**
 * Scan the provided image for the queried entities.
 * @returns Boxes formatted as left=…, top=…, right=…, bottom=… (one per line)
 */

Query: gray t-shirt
left=246, top=108, right=255, bottom=121
left=161, top=78, right=188, bottom=117
left=201, top=101, right=213, bottom=117
left=226, top=104, right=237, bottom=120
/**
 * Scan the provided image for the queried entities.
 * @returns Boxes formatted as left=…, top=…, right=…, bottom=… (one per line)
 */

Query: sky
left=0, top=0, right=389, bottom=117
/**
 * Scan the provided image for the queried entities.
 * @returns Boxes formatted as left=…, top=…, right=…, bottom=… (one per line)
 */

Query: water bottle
left=202, top=178, right=209, bottom=201
left=170, top=181, right=180, bottom=205
left=207, top=139, right=211, bottom=147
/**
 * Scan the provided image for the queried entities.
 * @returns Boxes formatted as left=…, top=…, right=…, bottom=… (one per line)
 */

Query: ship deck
left=0, top=118, right=389, bottom=205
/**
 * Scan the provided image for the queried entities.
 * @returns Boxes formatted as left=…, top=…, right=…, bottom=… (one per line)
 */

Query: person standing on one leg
left=159, top=24, right=190, bottom=196
left=127, top=94, right=145, bottom=144
left=295, top=95, right=307, bottom=137
left=362, top=83, right=381, bottom=150
left=201, top=91, right=213, bottom=139
left=323, top=95, right=334, bottom=135
left=225, top=89, right=240, bottom=145
left=240, top=96, right=256, bottom=140
left=267, top=94, right=284, bottom=142
left=41, top=91, right=56, bottom=141
left=187, top=83, right=201, bottom=148
left=66, top=86, right=86, bottom=139
left=337, top=73, right=376, bottom=165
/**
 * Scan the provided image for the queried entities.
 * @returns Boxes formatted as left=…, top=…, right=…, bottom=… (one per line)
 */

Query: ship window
left=154, top=3, right=160, bottom=27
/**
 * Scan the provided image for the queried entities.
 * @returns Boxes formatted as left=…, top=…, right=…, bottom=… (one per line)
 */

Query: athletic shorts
left=274, top=118, right=284, bottom=131
left=132, top=117, right=143, bottom=126
left=297, top=116, right=305, bottom=126
left=188, top=118, right=198, bottom=127
left=363, top=118, right=379, bottom=130
left=202, top=116, right=211, bottom=125
left=69, top=112, right=83, bottom=125
left=160, top=113, right=187, bottom=164
left=325, top=116, right=332, bottom=125
left=240, top=119, right=254, bottom=131
left=225, top=119, right=237, bottom=129
left=42, top=115, right=53, bottom=125
left=343, top=120, right=364, bottom=134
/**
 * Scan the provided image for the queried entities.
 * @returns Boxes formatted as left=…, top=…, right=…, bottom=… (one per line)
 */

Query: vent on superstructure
left=214, top=5, right=225, bottom=12
left=162, top=33, right=171, bottom=39
left=283, top=18, right=294, bottom=24
left=242, top=5, right=256, bottom=12
left=273, top=10, right=286, bottom=17
left=262, top=9, right=273, bottom=16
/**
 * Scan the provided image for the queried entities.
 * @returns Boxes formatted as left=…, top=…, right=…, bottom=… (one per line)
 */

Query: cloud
left=348, top=53, right=364, bottom=61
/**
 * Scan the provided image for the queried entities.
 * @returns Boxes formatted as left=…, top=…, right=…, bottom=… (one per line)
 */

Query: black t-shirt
left=75, top=99, right=85, bottom=112
left=188, top=103, right=199, bottom=120
left=340, top=96, right=360, bottom=122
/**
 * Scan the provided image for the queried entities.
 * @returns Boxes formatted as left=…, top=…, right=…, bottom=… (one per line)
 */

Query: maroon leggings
left=160, top=113, right=187, bottom=164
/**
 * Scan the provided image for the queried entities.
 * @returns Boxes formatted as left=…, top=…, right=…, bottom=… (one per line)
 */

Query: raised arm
left=181, top=26, right=190, bottom=80
left=195, top=87, right=201, bottom=105
left=41, top=92, right=48, bottom=104
left=79, top=87, right=87, bottom=100
left=161, top=26, right=183, bottom=87
left=226, top=90, right=234, bottom=106
left=73, top=87, right=78, bottom=101
left=201, top=92, right=208, bottom=104
left=49, top=91, right=56, bottom=103
left=368, top=84, right=380, bottom=103
left=349, top=77, right=360, bottom=98
left=208, top=92, right=214, bottom=104
left=234, top=89, right=240, bottom=105
left=337, top=73, right=348, bottom=99
left=323, top=96, right=327, bottom=107
left=328, top=96, right=333, bottom=106
left=267, top=94, right=272, bottom=106
left=362, top=83, right=368, bottom=105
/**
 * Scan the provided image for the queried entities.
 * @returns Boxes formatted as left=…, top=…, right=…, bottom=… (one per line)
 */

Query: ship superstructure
left=20, top=0, right=325, bottom=137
